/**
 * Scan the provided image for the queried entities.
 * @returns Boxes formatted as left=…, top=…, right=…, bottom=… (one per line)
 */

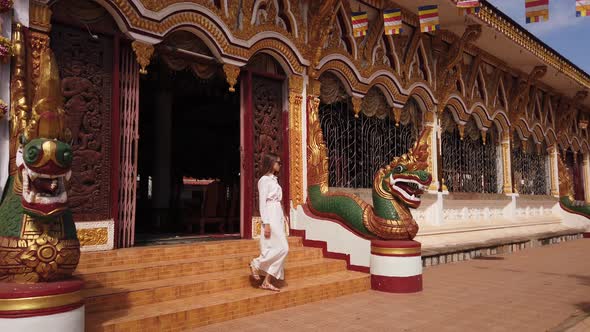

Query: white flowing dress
left=251, top=174, right=289, bottom=280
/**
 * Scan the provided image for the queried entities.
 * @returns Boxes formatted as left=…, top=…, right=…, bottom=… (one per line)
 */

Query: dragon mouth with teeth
left=388, top=173, right=432, bottom=209
left=17, top=138, right=73, bottom=217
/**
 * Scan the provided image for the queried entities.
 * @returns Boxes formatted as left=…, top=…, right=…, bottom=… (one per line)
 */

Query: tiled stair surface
left=80, top=237, right=370, bottom=332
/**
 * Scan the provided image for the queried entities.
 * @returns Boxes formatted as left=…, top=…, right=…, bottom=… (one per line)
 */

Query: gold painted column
left=501, top=131, right=513, bottom=194
left=583, top=153, right=590, bottom=203
left=289, top=75, right=305, bottom=207
left=548, top=145, right=560, bottom=197
left=424, top=110, right=439, bottom=191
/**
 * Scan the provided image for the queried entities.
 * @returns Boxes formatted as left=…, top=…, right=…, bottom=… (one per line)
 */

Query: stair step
left=78, top=237, right=303, bottom=269
left=77, top=246, right=323, bottom=289
left=86, top=270, right=370, bottom=332
left=83, top=257, right=347, bottom=314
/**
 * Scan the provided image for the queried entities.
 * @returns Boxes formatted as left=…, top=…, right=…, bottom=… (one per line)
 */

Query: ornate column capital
left=131, top=41, right=155, bottom=75
left=30, top=1, right=52, bottom=32
left=222, top=63, right=240, bottom=92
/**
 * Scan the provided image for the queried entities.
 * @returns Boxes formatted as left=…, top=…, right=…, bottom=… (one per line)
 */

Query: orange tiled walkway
left=196, top=239, right=590, bottom=332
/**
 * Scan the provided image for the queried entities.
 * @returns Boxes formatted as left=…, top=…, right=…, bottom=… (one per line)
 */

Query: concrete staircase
left=78, top=237, right=369, bottom=331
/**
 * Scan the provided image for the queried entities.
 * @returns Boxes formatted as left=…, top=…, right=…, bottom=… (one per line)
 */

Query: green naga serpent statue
left=306, top=98, right=432, bottom=240
left=558, top=154, right=590, bottom=219
left=0, top=26, right=79, bottom=283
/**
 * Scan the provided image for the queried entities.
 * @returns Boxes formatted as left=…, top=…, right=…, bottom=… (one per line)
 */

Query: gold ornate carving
left=29, top=1, right=52, bottom=32
left=222, top=64, right=240, bottom=92
left=10, top=24, right=28, bottom=175
left=307, top=82, right=329, bottom=194
left=352, top=96, right=362, bottom=118
left=501, top=133, right=513, bottom=194
left=76, top=228, right=108, bottom=246
left=0, top=218, right=80, bottom=283
left=131, top=41, right=154, bottom=75
left=289, top=75, right=304, bottom=207
left=29, top=32, right=50, bottom=95
left=557, top=151, right=574, bottom=199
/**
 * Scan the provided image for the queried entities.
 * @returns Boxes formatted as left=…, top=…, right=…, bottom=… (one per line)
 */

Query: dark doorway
left=136, top=49, right=240, bottom=241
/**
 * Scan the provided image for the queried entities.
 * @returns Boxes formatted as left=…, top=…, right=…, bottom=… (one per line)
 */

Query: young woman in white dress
left=250, top=153, right=289, bottom=292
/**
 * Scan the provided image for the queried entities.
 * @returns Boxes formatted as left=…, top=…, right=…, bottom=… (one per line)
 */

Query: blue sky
left=486, top=0, right=590, bottom=74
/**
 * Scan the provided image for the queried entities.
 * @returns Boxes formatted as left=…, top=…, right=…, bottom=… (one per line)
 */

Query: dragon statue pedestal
left=0, top=26, right=83, bottom=331
left=0, top=280, right=84, bottom=328
left=307, top=96, right=433, bottom=292
left=370, top=240, right=422, bottom=293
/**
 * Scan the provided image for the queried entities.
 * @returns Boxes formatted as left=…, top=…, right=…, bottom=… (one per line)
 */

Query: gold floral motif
left=76, top=227, right=108, bottom=246
left=10, top=24, right=28, bottom=176
left=289, top=76, right=304, bottom=207
left=131, top=41, right=154, bottom=75
left=222, top=64, right=240, bottom=92
left=29, top=32, right=50, bottom=95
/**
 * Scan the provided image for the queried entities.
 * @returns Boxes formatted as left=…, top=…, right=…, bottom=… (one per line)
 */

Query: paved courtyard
left=196, top=239, right=590, bottom=332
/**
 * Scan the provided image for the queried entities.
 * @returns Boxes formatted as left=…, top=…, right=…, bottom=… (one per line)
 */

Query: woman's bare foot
left=259, top=281, right=280, bottom=292
left=249, top=262, right=261, bottom=281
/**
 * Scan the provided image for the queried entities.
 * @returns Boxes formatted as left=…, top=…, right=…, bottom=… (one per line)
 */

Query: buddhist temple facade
left=0, top=0, right=589, bottom=329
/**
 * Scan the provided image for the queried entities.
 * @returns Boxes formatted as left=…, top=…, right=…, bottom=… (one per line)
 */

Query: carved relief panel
left=51, top=24, right=113, bottom=221
left=252, top=75, right=284, bottom=216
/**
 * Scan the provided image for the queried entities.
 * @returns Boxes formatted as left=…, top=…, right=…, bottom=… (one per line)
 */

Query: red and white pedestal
left=0, top=279, right=84, bottom=331
left=370, top=240, right=423, bottom=293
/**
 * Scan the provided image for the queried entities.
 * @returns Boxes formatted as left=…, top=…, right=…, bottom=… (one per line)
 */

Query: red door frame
left=241, top=69, right=288, bottom=239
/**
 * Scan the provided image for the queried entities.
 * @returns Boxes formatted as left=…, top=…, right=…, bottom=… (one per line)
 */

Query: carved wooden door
left=52, top=24, right=113, bottom=221
left=242, top=71, right=287, bottom=238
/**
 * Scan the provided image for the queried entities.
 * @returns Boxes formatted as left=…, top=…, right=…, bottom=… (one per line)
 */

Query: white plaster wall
left=0, top=306, right=84, bottom=331
left=293, top=205, right=371, bottom=267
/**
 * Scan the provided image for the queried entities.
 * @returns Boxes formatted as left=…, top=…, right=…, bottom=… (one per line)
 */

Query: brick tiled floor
left=196, top=239, right=590, bottom=332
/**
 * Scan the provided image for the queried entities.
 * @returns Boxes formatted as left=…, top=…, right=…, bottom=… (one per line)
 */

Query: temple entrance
left=135, top=32, right=241, bottom=242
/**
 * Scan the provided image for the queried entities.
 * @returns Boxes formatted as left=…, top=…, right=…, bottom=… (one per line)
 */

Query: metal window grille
left=442, top=120, right=499, bottom=194
left=319, top=99, right=416, bottom=188
left=511, top=139, right=549, bottom=195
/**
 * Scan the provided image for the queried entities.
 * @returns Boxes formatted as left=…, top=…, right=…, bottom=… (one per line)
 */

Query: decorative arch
left=248, top=38, right=306, bottom=74
left=407, top=84, right=437, bottom=112
left=491, top=110, right=511, bottom=135
left=444, top=95, right=469, bottom=123
left=470, top=104, right=493, bottom=130
left=367, top=74, right=405, bottom=106
left=317, top=61, right=357, bottom=96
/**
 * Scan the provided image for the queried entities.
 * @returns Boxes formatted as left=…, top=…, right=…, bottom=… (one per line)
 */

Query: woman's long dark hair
left=261, top=153, right=279, bottom=176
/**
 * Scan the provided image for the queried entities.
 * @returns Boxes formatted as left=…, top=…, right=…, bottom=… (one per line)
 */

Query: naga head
left=377, top=127, right=432, bottom=209
left=15, top=49, right=72, bottom=217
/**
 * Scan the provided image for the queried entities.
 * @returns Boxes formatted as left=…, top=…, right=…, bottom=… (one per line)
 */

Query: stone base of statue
left=370, top=240, right=423, bottom=293
left=0, top=279, right=84, bottom=331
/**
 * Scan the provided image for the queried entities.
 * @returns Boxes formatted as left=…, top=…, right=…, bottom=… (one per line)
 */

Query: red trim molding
left=0, top=279, right=84, bottom=299
left=0, top=279, right=84, bottom=319
left=290, top=228, right=369, bottom=273
left=371, top=275, right=422, bottom=293
left=0, top=303, right=83, bottom=319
